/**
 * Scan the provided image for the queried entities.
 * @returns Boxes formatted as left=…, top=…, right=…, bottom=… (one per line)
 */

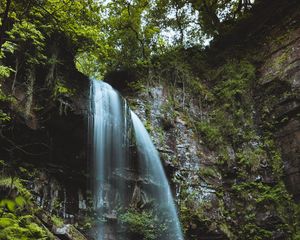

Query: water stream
left=90, top=79, right=183, bottom=240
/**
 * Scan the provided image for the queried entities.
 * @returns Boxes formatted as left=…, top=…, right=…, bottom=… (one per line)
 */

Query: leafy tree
left=0, top=0, right=257, bottom=81
left=0, top=0, right=106, bottom=122
left=182, top=0, right=254, bottom=36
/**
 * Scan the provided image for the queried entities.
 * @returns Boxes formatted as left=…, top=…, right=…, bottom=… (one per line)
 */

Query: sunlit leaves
left=38, top=0, right=102, bottom=46
left=15, top=196, right=26, bottom=208
left=0, top=65, right=12, bottom=78
left=54, top=81, right=75, bottom=98
left=76, top=52, right=106, bottom=79
left=0, top=196, right=26, bottom=212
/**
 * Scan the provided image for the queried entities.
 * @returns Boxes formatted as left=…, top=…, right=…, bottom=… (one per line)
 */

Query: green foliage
left=8, top=20, right=46, bottom=64
left=180, top=195, right=214, bottom=234
left=0, top=212, right=49, bottom=240
left=195, top=60, right=256, bottom=148
left=0, top=43, right=14, bottom=123
left=169, top=55, right=300, bottom=239
left=187, top=78, right=214, bottom=100
left=0, top=110, right=11, bottom=122
left=54, top=81, right=75, bottom=97
left=213, top=60, right=255, bottom=102
left=221, top=181, right=296, bottom=239
left=0, top=196, right=26, bottom=213
left=190, top=0, right=254, bottom=37
left=76, top=52, right=104, bottom=80
left=0, top=1, right=297, bottom=240
left=119, top=208, right=166, bottom=240
left=0, top=41, right=15, bottom=78
left=0, top=177, right=32, bottom=200
left=0, top=0, right=104, bottom=83
left=0, top=174, right=55, bottom=240
left=127, top=80, right=147, bottom=93
left=0, top=65, right=13, bottom=78
left=0, top=0, right=257, bottom=81
left=51, top=215, right=64, bottom=228
left=75, top=0, right=255, bottom=77
left=196, top=121, right=223, bottom=148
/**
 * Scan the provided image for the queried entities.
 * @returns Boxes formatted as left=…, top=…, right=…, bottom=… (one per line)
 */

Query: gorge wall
left=109, top=1, right=300, bottom=238
left=258, top=27, right=300, bottom=202
left=0, top=0, right=300, bottom=239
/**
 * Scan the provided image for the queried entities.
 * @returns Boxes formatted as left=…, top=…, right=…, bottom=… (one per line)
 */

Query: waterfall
left=90, top=79, right=183, bottom=240
left=131, top=112, right=183, bottom=240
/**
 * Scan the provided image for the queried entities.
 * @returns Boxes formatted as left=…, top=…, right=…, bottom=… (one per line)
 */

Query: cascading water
left=131, top=112, right=183, bottom=240
left=90, top=79, right=131, bottom=239
left=90, top=79, right=183, bottom=240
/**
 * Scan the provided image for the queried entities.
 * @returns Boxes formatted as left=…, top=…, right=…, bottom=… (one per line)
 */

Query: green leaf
left=15, top=196, right=26, bottom=208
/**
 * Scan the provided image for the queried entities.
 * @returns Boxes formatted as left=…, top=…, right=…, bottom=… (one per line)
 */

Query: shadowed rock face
left=0, top=34, right=91, bottom=236
left=278, top=119, right=300, bottom=200
left=258, top=27, right=300, bottom=201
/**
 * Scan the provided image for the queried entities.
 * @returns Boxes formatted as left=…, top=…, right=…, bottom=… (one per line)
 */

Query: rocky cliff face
left=112, top=4, right=300, bottom=238
left=123, top=85, right=221, bottom=239
left=1, top=2, right=300, bottom=240
left=258, top=27, right=300, bottom=201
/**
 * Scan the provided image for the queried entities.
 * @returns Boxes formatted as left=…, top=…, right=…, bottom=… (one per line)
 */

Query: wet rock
left=54, top=224, right=87, bottom=240
left=175, top=117, right=187, bottom=126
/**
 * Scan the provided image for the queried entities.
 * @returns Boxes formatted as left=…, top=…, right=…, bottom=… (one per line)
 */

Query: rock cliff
left=0, top=1, right=300, bottom=239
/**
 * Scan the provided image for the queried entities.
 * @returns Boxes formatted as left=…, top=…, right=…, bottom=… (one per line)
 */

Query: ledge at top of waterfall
left=89, top=79, right=183, bottom=240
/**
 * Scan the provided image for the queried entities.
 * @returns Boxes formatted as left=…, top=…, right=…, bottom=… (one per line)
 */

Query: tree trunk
left=25, top=67, right=35, bottom=117
left=11, top=57, right=19, bottom=94
left=202, top=0, right=221, bottom=34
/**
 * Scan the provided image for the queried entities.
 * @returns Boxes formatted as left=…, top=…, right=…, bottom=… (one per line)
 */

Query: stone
left=258, top=29, right=300, bottom=201
left=53, top=224, right=87, bottom=240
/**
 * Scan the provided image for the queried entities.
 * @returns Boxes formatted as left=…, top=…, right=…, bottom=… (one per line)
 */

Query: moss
left=144, top=119, right=152, bottom=133
left=219, top=223, right=234, bottom=239
left=265, top=30, right=293, bottom=54
left=172, top=55, right=300, bottom=239
left=0, top=225, right=31, bottom=240
left=67, top=225, right=87, bottom=240
left=119, top=208, right=168, bottom=240
left=18, top=215, right=35, bottom=227
left=127, top=80, right=147, bottom=93
left=273, top=51, right=289, bottom=69
left=198, top=167, right=217, bottom=178
left=192, top=60, right=257, bottom=151
left=0, top=212, right=51, bottom=240
left=187, top=77, right=214, bottom=101
left=27, top=222, right=48, bottom=238
left=51, top=215, right=64, bottom=227
left=196, top=121, right=223, bottom=148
